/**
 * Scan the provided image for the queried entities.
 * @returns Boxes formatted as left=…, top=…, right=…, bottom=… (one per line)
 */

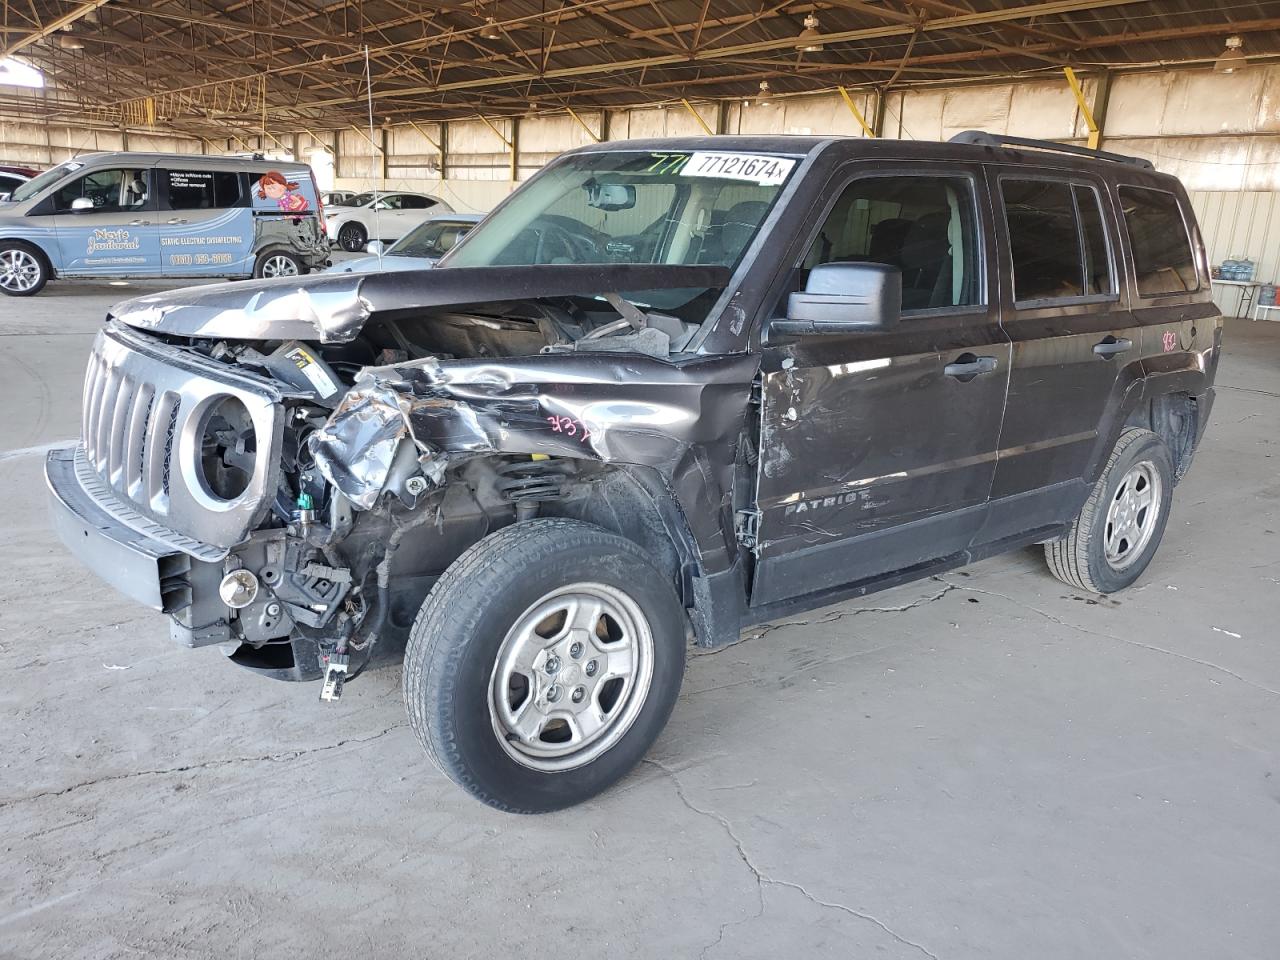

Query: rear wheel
left=337, top=222, right=367, bottom=253
left=252, top=249, right=306, bottom=279
left=403, top=518, right=687, bottom=813
left=0, top=242, right=49, bottom=296
left=1045, top=427, right=1174, bottom=593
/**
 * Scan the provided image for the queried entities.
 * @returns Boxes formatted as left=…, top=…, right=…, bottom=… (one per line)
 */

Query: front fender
left=312, top=350, right=759, bottom=573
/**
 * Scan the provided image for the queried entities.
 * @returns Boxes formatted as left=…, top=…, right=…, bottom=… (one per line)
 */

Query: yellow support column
left=838, top=86, right=876, bottom=139
left=1063, top=67, right=1100, bottom=150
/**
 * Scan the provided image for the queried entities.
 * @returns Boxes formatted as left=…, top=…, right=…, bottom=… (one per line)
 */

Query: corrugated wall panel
left=1189, top=190, right=1280, bottom=317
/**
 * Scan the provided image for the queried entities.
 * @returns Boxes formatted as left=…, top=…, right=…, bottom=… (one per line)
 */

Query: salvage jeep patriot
left=48, top=133, right=1221, bottom=812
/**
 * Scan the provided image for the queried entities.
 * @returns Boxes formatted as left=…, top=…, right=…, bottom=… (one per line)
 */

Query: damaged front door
left=748, top=167, right=1010, bottom=607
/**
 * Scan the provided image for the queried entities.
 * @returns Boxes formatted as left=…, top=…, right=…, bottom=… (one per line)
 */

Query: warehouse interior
left=2, top=2, right=1279, bottom=958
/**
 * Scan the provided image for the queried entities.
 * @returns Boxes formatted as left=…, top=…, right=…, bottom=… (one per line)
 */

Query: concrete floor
left=1, top=276, right=1278, bottom=960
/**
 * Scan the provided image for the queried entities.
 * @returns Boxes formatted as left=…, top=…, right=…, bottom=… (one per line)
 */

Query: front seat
left=125, top=178, right=148, bottom=207
left=719, top=200, right=770, bottom=263
left=899, top=212, right=953, bottom=309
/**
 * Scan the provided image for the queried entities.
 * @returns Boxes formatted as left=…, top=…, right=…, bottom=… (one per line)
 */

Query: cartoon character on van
left=257, top=171, right=309, bottom=213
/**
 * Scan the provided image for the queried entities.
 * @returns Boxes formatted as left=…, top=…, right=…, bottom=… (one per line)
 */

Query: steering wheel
left=532, top=222, right=580, bottom=264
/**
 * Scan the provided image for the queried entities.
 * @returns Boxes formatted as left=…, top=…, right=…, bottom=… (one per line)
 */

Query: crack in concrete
left=694, top=585, right=957, bottom=658
left=645, top=759, right=940, bottom=960
left=686, top=586, right=958, bottom=696
left=0, top=723, right=408, bottom=809
left=937, top=578, right=1280, bottom=698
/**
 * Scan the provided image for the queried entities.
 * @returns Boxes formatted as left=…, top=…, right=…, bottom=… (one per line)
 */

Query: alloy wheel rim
left=488, top=582, right=654, bottom=772
left=341, top=228, right=364, bottom=252
left=1103, top=460, right=1161, bottom=570
left=0, top=249, right=40, bottom=292
left=261, top=254, right=299, bottom=278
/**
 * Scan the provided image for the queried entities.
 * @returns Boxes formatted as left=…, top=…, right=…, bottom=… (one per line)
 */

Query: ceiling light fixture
left=479, top=16, right=503, bottom=40
left=755, top=80, right=775, bottom=107
left=1213, top=35, right=1245, bottom=74
left=796, top=14, right=824, bottom=52
left=58, top=33, right=85, bottom=50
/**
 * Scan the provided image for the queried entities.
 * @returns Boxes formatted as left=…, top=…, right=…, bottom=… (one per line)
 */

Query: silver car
left=326, top=213, right=482, bottom=274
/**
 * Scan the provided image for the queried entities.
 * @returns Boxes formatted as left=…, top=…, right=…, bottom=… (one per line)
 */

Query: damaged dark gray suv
left=48, top=133, right=1221, bottom=812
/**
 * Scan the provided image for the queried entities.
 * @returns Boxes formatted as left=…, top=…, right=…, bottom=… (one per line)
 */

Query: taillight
left=310, top=170, right=327, bottom=236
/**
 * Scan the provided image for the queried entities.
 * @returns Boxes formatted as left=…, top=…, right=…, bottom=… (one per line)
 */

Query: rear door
left=49, top=165, right=161, bottom=276
left=980, top=167, right=1136, bottom=540
left=158, top=167, right=255, bottom=277
left=749, top=163, right=1010, bottom=607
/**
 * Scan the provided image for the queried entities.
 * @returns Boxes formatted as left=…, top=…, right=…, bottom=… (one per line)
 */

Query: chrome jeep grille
left=78, top=326, right=287, bottom=552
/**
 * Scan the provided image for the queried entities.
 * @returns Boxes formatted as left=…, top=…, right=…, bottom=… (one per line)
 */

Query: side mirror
left=769, top=262, right=902, bottom=339
left=366, top=240, right=385, bottom=256
left=70, top=197, right=95, bottom=212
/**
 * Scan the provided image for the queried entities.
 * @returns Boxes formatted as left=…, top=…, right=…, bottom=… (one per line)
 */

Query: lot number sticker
left=681, top=152, right=795, bottom=185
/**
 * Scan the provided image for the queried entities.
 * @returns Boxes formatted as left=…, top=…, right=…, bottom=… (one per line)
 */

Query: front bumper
left=46, top=446, right=230, bottom=648
left=46, top=445, right=184, bottom=611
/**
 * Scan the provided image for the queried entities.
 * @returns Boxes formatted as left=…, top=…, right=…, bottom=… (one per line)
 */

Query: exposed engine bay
left=116, top=268, right=752, bottom=699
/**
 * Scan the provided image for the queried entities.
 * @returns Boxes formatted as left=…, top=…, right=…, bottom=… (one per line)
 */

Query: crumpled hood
left=109, top=262, right=730, bottom=344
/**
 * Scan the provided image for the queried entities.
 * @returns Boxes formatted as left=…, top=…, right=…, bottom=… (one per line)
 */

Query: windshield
left=444, top=149, right=796, bottom=314
left=10, top=160, right=83, bottom=203
left=389, top=219, right=476, bottom=259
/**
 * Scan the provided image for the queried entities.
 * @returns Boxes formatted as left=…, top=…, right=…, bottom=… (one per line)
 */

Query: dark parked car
left=47, top=133, right=1220, bottom=812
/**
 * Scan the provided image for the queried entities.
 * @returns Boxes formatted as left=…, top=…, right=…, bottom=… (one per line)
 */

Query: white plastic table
left=1212, top=279, right=1261, bottom=318
left=1252, top=303, right=1280, bottom=322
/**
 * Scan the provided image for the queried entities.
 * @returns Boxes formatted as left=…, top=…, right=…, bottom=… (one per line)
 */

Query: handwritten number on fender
left=547, top=414, right=592, bottom=443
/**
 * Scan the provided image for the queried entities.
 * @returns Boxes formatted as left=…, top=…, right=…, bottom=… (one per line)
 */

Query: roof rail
left=949, top=130, right=1154, bottom=170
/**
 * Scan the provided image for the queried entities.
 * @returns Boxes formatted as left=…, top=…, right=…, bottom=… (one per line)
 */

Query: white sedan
left=326, top=213, right=482, bottom=275
left=325, top=191, right=453, bottom=252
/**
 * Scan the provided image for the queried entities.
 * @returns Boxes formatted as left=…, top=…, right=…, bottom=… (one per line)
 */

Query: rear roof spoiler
left=949, top=130, right=1154, bottom=170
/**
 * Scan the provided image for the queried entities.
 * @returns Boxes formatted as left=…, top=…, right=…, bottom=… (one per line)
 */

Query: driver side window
left=55, top=168, right=150, bottom=213
left=803, top=175, right=981, bottom=311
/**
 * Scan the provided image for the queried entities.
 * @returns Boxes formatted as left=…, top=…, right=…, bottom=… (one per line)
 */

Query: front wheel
left=1045, top=427, right=1174, bottom=593
left=337, top=222, right=367, bottom=253
left=252, top=249, right=306, bottom=279
left=403, top=518, right=687, bottom=813
left=0, top=242, right=50, bottom=296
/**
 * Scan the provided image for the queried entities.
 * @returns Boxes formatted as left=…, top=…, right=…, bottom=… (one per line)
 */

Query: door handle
left=128, top=219, right=150, bottom=226
left=166, top=218, right=188, bottom=225
left=1093, top=336, right=1133, bottom=358
left=944, top=353, right=999, bottom=381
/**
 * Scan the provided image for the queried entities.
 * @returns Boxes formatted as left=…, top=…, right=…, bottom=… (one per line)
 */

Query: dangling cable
left=364, top=45, right=383, bottom=269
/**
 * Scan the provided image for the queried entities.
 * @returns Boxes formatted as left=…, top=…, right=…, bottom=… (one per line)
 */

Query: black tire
left=0, top=240, right=50, bottom=297
left=252, top=249, right=307, bottom=279
left=337, top=222, right=367, bottom=253
left=403, top=518, right=687, bottom=813
left=1045, top=427, right=1174, bottom=593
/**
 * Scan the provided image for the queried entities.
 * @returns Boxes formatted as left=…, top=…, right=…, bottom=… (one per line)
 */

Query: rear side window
left=1119, top=186, right=1199, bottom=296
left=400, top=195, right=433, bottom=210
left=804, top=175, right=982, bottom=311
left=165, top=170, right=244, bottom=210
left=1001, top=179, right=1113, bottom=302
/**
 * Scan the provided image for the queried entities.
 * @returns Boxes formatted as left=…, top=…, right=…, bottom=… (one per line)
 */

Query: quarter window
left=804, top=175, right=982, bottom=310
left=1119, top=186, right=1199, bottom=296
left=1001, top=179, right=1113, bottom=302
left=165, top=170, right=244, bottom=210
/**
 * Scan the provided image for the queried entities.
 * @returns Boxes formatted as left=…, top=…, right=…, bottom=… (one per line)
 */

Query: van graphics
left=161, top=235, right=245, bottom=246
left=87, top=228, right=140, bottom=255
left=256, top=171, right=309, bottom=213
